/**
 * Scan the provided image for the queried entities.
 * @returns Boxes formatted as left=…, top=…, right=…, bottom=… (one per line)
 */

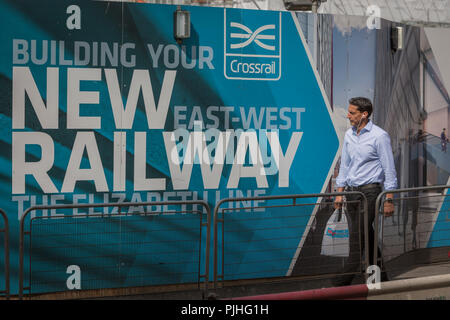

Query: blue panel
left=0, top=0, right=339, bottom=294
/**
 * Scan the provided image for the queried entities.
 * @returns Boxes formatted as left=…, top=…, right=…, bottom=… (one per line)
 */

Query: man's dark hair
left=349, top=97, right=373, bottom=117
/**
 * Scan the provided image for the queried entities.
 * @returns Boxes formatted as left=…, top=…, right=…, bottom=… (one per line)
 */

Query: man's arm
left=334, top=136, right=349, bottom=209
left=377, top=132, right=398, bottom=216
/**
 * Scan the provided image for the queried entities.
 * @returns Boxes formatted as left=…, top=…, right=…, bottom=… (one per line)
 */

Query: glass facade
left=319, top=0, right=450, bottom=27
left=372, top=20, right=450, bottom=261
left=373, top=20, right=450, bottom=189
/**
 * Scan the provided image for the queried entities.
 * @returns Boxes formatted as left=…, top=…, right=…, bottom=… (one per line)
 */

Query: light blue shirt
left=336, top=120, right=398, bottom=190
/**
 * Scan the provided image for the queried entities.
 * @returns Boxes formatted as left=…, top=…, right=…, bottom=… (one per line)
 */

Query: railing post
left=363, top=194, right=369, bottom=280
left=0, top=209, right=9, bottom=299
left=203, top=202, right=211, bottom=296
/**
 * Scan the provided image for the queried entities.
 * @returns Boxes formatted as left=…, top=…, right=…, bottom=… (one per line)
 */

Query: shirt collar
left=352, top=120, right=373, bottom=135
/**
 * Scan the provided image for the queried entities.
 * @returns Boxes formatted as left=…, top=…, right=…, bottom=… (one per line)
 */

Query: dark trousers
left=332, top=184, right=384, bottom=286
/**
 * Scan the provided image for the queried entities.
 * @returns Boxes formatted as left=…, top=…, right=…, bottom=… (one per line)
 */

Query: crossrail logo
left=229, top=22, right=276, bottom=51
left=224, top=9, right=281, bottom=80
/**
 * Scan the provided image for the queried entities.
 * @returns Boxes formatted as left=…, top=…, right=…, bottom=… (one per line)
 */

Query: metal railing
left=19, top=200, right=211, bottom=299
left=0, top=209, right=9, bottom=299
left=12, top=185, right=449, bottom=298
left=213, top=192, right=368, bottom=289
left=374, top=185, right=450, bottom=279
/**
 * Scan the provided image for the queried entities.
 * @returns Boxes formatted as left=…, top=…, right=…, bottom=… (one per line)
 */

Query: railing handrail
left=0, top=209, right=9, bottom=299
left=18, top=200, right=211, bottom=300
left=411, top=131, right=446, bottom=144
left=213, top=191, right=369, bottom=289
left=422, top=131, right=448, bottom=141
left=373, top=184, right=450, bottom=268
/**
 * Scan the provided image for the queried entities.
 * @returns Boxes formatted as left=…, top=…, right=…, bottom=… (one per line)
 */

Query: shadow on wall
left=290, top=199, right=354, bottom=278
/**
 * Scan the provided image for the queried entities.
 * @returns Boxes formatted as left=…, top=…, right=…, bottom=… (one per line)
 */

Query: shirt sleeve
left=335, top=136, right=349, bottom=188
left=377, top=132, right=398, bottom=190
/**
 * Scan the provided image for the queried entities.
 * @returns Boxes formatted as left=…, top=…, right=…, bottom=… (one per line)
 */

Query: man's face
left=347, top=104, right=365, bottom=127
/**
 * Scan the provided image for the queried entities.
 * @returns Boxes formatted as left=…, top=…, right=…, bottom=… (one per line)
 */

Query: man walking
left=333, top=97, right=397, bottom=286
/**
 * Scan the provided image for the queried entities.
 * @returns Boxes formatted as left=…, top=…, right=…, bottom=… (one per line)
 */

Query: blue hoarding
left=0, top=0, right=339, bottom=293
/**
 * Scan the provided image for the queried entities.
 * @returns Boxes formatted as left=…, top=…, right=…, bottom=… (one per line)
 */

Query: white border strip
left=286, top=11, right=343, bottom=276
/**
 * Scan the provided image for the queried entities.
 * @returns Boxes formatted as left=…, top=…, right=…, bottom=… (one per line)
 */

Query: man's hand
left=383, top=196, right=394, bottom=217
left=334, top=187, right=345, bottom=210
left=334, top=195, right=343, bottom=209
